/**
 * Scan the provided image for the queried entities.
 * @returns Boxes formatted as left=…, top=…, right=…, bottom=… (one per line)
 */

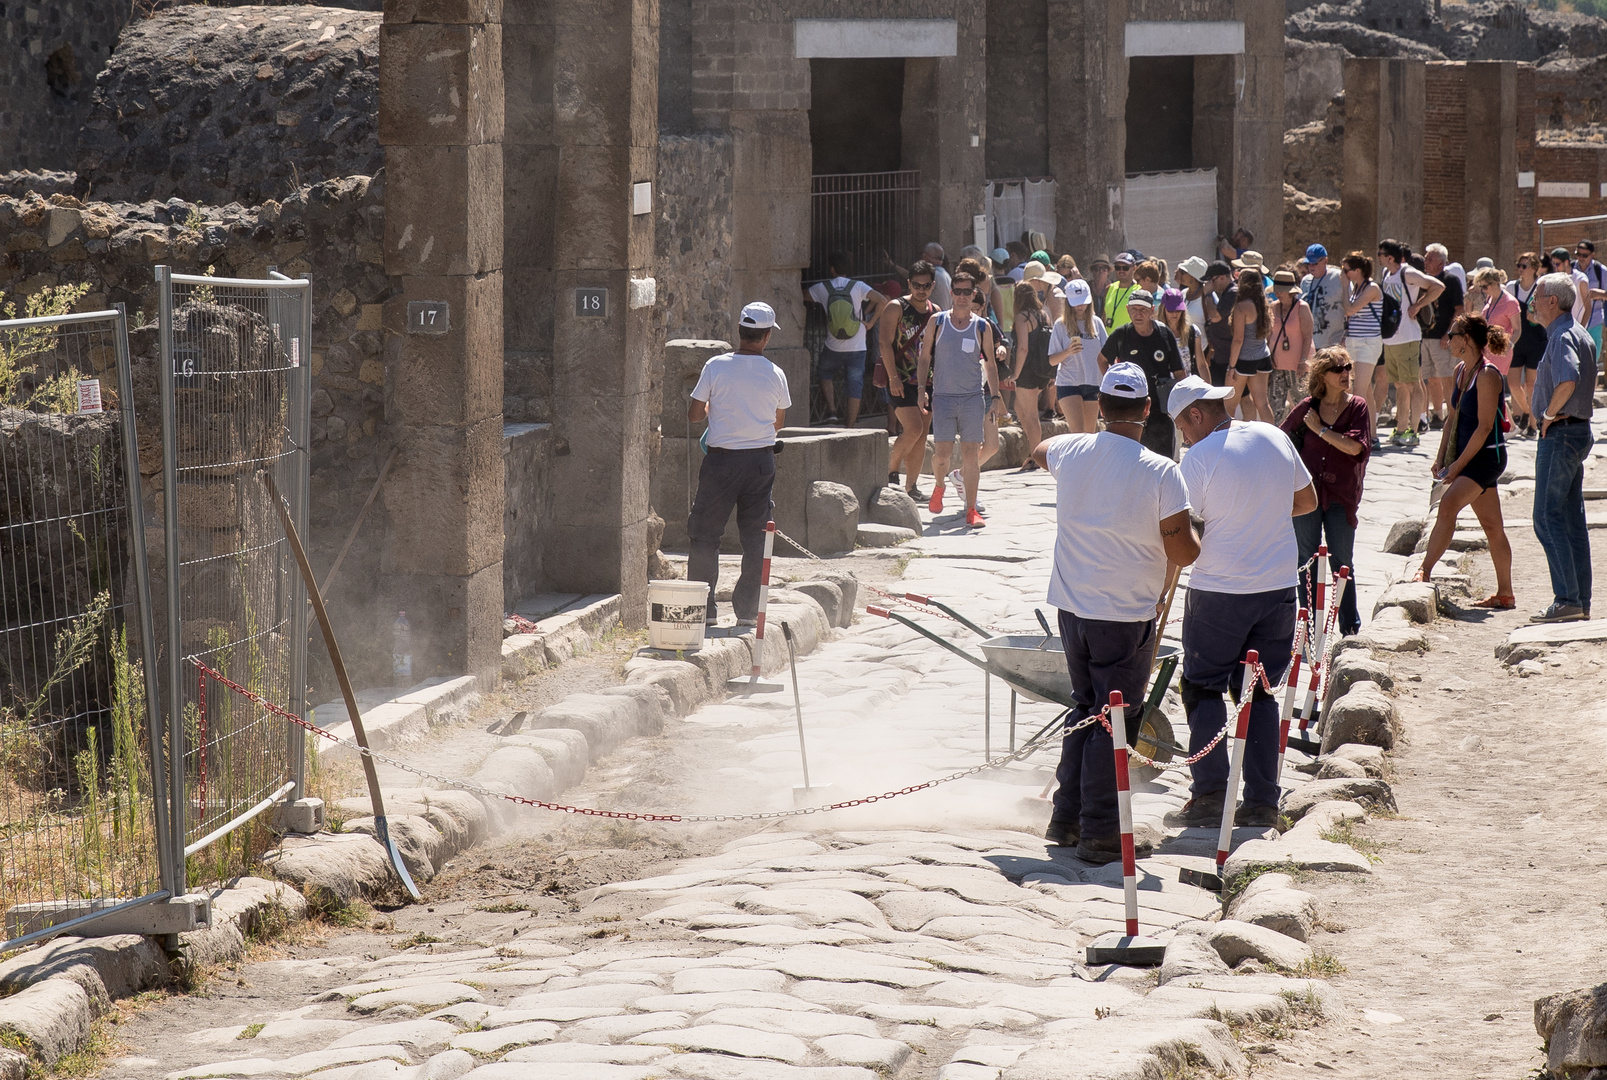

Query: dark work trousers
left=687, top=448, right=775, bottom=621
left=1051, top=608, right=1155, bottom=841
left=1181, top=587, right=1296, bottom=811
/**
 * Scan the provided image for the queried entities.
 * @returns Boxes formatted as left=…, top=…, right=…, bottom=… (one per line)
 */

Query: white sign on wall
left=1538, top=181, right=1591, bottom=199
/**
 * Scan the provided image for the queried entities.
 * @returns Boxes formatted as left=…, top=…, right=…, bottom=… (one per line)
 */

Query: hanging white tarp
left=986, top=178, right=1056, bottom=254
left=1123, top=169, right=1217, bottom=273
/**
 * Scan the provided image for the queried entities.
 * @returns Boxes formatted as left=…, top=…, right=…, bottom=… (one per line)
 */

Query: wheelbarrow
left=866, top=592, right=1186, bottom=777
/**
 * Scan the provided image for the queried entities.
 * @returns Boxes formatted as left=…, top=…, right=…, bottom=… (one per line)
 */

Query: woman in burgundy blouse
left=1279, top=346, right=1373, bottom=635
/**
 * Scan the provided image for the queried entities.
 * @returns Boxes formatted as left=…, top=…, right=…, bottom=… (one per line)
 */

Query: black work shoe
left=1045, top=819, right=1080, bottom=847
left=1164, top=796, right=1226, bottom=828
left=1075, top=834, right=1154, bottom=865
left=1234, top=803, right=1280, bottom=829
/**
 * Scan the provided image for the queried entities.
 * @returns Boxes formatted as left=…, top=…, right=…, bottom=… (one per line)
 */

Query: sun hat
left=1272, top=269, right=1299, bottom=287
left=1166, top=375, right=1233, bottom=419
left=1177, top=256, right=1210, bottom=281
left=991, top=247, right=1009, bottom=264
left=1232, top=250, right=1266, bottom=271
left=1100, top=362, right=1149, bottom=400
left=1022, top=261, right=1046, bottom=281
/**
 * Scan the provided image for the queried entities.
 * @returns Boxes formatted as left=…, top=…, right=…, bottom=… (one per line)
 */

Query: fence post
left=155, top=264, right=187, bottom=894
left=286, top=281, right=312, bottom=800
left=114, top=303, right=178, bottom=896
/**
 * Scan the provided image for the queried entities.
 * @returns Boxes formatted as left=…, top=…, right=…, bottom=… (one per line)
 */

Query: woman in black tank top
left=1007, top=282, right=1053, bottom=471
left=1506, top=253, right=1545, bottom=435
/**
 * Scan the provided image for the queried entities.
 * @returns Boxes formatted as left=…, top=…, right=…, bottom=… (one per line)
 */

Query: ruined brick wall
left=0, top=176, right=402, bottom=689
left=74, top=5, right=382, bottom=205
left=1422, top=63, right=1469, bottom=257
left=1, top=0, right=128, bottom=172
left=1531, top=144, right=1607, bottom=252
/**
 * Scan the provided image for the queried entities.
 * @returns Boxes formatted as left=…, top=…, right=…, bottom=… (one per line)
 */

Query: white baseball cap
left=740, top=301, right=777, bottom=329
left=1166, top=375, right=1234, bottom=419
left=1063, top=278, right=1092, bottom=306
left=1099, top=362, right=1149, bottom=400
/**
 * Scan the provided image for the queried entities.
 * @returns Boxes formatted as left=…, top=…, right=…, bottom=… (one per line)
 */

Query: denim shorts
left=932, top=392, right=986, bottom=443
left=1056, top=384, right=1098, bottom=401
left=817, top=348, right=866, bottom=399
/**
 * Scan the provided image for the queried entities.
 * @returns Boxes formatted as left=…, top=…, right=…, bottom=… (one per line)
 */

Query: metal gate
left=155, top=267, right=312, bottom=892
left=0, top=304, right=171, bottom=952
left=807, top=171, right=921, bottom=422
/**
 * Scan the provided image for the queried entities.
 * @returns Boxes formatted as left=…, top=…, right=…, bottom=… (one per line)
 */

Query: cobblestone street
left=82, top=430, right=1593, bottom=1080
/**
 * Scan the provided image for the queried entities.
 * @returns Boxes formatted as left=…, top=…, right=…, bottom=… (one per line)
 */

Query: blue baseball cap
left=1305, top=244, right=1328, bottom=261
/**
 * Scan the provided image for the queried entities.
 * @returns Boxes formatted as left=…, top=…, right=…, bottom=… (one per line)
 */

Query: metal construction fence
left=0, top=270, right=312, bottom=953
left=0, top=306, right=169, bottom=951
left=156, top=268, right=312, bottom=891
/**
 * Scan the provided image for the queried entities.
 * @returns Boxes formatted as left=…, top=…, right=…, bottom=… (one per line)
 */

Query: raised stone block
left=1382, top=517, right=1425, bottom=555
left=808, top=482, right=859, bottom=556
left=1320, top=680, right=1399, bottom=752
left=1496, top=618, right=1607, bottom=661
left=856, top=523, right=915, bottom=548
left=1535, top=981, right=1607, bottom=1079
left=383, top=143, right=503, bottom=277
left=383, top=273, right=504, bottom=427
left=1282, top=777, right=1396, bottom=820
left=867, top=486, right=922, bottom=533
left=386, top=0, right=503, bottom=24
left=1372, top=581, right=1436, bottom=623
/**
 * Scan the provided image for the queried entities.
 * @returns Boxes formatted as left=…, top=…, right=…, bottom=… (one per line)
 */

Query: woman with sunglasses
left=879, top=260, right=938, bottom=499
left=1416, top=315, right=1515, bottom=608
left=1279, top=347, right=1372, bottom=635
left=1505, top=252, right=1545, bottom=435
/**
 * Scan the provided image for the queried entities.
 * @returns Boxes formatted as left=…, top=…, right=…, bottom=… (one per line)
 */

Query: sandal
left=1412, top=570, right=1430, bottom=583
left=1473, top=594, right=1516, bottom=610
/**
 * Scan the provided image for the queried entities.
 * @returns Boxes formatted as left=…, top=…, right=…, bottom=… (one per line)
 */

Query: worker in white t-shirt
left=1163, top=376, right=1318, bottom=831
left=805, top=249, right=888, bottom=428
left=1030, top=362, right=1200, bottom=864
left=687, top=302, right=794, bottom=628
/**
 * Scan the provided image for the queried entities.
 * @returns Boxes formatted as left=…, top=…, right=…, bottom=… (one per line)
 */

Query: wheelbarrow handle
left=868, top=606, right=1073, bottom=707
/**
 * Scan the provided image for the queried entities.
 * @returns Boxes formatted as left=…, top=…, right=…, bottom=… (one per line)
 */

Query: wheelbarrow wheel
left=1131, top=705, right=1176, bottom=784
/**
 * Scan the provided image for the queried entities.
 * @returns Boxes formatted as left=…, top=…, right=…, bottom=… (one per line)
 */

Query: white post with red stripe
left=1214, top=650, right=1259, bottom=877
left=746, top=521, right=777, bottom=682
left=1275, top=618, right=1304, bottom=787
left=1109, top=691, right=1140, bottom=939
left=1297, top=566, right=1349, bottom=745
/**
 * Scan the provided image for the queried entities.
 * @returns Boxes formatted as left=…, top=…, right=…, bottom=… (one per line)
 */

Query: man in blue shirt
left=1527, top=274, right=1598, bottom=623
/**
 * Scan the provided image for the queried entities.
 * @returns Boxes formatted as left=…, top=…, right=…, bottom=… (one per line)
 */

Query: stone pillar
left=1342, top=58, right=1426, bottom=255
left=1230, top=0, right=1286, bottom=261
left=1517, top=64, right=1537, bottom=259
left=503, top=0, right=658, bottom=627
left=379, top=0, right=505, bottom=685
left=900, top=11, right=986, bottom=257
left=1463, top=62, right=1519, bottom=267
left=1047, top=0, right=1126, bottom=262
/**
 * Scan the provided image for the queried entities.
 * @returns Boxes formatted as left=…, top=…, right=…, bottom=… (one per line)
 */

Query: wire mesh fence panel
left=0, top=306, right=168, bottom=950
left=156, top=270, right=310, bottom=889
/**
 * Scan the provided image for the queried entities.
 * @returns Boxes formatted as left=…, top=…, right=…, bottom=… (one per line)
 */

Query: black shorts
left=1233, top=354, right=1273, bottom=376
left=1510, top=342, right=1544, bottom=370
left=1014, top=365, right=1052, bottom=391
left=886, top=381, right=920, bottom=409
left=1460, top=446, right=1507, bottom=490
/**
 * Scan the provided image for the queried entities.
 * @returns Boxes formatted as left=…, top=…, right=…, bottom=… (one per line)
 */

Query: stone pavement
left=98, top=422, right=1561, bottom=1080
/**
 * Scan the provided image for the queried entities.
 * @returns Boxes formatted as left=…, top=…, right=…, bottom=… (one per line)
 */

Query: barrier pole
left=1084, top=692, right=1165, bottom=966
left=1111, top=692, right=1139, bottom=938
left=1276, top=645, right=1303, bottom=788
left=1297, top=566, right=1349, bottom=746
left=1213, top=650, right=1259, bottom=877
left=748, top=521, right=777, bottom=682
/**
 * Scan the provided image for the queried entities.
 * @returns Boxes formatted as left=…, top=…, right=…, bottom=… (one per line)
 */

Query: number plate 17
left=407, top=300, right=450, bottom=335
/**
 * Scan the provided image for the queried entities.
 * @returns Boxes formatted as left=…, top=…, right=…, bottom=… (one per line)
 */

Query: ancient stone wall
left=1, top=0, right=127, bottom=172
left=0, top=177, right=401, bottom=690
left=74, top=5, right=382, bottom=205
left=985, top=0, right=1049, bottom=181
left=655, top=134, right=733, bottom=343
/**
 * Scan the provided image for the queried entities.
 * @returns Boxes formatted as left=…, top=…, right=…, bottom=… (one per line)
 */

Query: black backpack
left=1378, top=283, right=1403, bottom=339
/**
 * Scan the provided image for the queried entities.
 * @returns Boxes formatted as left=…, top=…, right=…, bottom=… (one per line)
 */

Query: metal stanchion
left=1087, top=691, right=1165, bottom=966
left=1181, top=651, right=1259, bottom=894
left=728, top=521, right=784, bottom=694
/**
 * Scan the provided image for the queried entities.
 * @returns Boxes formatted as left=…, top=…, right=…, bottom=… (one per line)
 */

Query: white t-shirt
left=1382, top=267, right=1423, bottom=345
left=1050, top=316, right=1107, bottom=388
left=1570, top=267, right=1592, bottom=326
left=691, top=352, right=793, bottom=450
left=1044, top=433, right=1191, bottom=622
left=1578, top=260, right=1607, bottom=327
left=1186, top=295, right=1205, bottom=338
left=1179, top=421, right=1313, bottom=595
left=807, top=278, right=875, bottom=352
left=1445, top=261, right=1469, bottom=297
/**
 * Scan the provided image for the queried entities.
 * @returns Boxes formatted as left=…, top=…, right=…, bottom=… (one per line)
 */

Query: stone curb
left=0, top=877, right=307, bottom=1070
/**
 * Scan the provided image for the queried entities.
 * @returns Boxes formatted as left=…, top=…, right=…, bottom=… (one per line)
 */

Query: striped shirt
left=1345, top=283, right=1382, bottom=338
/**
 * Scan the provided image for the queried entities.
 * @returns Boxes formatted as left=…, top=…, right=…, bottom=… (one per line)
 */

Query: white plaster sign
left=1125, top=21, right=1245, bottom=57
left=1538, top=181, right=1591, bottom=199
left=794, top=19, right=957, bottom=59
left=1518, top=171, right=1535, bottom=189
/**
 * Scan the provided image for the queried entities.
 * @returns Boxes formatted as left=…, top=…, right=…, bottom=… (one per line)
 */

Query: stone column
left=504, top=0, right=658, bottom=627
left=1342, top=57, right=1426, bottom=254
left=379, top=0, right=505, bottom=685
left=1047, top=0, right=1126, bottom=261
left=902, top=12, right=988, bottom=258
left=1462, top=61, right=1519, bottom=268
left=1230, top=0, right=1285, bottom=261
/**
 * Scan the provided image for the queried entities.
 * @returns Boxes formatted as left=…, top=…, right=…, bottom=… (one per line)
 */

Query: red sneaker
left=928, top=487, right=944, bottom=514
left=966, top=507, right=986, bottom=527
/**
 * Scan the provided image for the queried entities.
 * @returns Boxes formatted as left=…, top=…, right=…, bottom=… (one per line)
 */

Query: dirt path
left=1258, top=505, right=1607, bottom=1078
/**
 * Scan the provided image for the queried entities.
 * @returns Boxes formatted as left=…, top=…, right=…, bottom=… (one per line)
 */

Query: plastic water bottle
left=393, top=611, right=412, bottom=686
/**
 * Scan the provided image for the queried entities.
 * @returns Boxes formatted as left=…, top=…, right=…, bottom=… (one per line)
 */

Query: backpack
left=1378, top=278, right=1403, bottom=339
left=824, top=280, right=863, bottom=340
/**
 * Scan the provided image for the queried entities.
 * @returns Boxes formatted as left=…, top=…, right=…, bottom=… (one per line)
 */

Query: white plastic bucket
left=647, top=579, right=710, bottom=651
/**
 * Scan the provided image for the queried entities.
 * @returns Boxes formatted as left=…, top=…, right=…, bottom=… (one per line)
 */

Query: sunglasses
left=951, top=287, right=976, bottom=297
left=1328, top=363, right=1353, bottom=373
left=1518, top=263, right=1533, bottom=269
left=910, top=280, right=934, bottom=289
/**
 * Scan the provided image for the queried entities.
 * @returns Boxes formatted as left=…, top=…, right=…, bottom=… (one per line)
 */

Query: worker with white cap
left=1164, top=376, right=1318, bottom=830
left=686, top=302, right=793, bottom=627
left=1029, top=362, right=1200, bottom=863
